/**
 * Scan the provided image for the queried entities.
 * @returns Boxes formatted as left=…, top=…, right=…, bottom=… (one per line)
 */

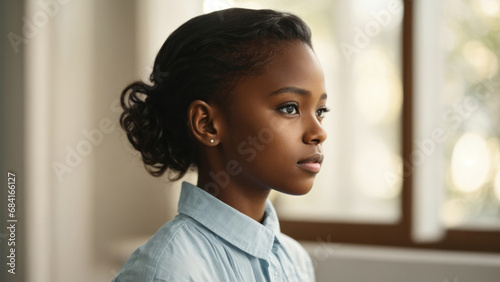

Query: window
left=205, top=0, right=500, bottom=253
left=439, top=0, right=500, bottom=230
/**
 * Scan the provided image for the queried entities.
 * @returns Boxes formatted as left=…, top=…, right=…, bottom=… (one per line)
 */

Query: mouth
left=297, top=153, right=324, bottom=174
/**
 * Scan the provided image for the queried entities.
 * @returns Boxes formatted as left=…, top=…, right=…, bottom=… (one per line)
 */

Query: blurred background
left=1, top=0, right=500, bottom=281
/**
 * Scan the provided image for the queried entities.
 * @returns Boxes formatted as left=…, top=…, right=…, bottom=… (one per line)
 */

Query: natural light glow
left=487, top=137, right=500, bottom=166
left=227, top=0, right=263, bottom=9
left=494, top=169, right=500, bottom=202
left=441, top=198, right=467, bottom=227
left=442, top=26, right=458, bottom=52
left=478, top=0, right=500, bottom=16
left=353, top=49, right=402, bottom=124
left=353, top=138, right=402, bottom=199
left=442, top=77, right=466, bottom=106
left=203, top=0, right=234, bottom=13
left=462, top=40, right=498, bottom=79
left=451, top=133, right=491, bottom=193
left=489, top=138, right=500, bottom=202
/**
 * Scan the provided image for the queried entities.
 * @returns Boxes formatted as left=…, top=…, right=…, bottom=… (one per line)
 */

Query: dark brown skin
left=188, top=42, right=328, bottom=223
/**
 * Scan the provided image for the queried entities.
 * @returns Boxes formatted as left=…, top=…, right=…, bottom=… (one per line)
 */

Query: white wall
left=23, top=0, right=200, bottom=281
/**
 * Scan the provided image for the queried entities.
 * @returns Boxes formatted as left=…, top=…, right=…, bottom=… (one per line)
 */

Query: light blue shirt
left=112, top=181, right=315, bottom=281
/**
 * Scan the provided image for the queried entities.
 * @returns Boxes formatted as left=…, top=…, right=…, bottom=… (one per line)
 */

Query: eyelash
left=276, top=103, right=330, bottom=118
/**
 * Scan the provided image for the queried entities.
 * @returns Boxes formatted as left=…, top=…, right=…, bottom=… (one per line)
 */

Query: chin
left=276, top=178, right=315, bottom=196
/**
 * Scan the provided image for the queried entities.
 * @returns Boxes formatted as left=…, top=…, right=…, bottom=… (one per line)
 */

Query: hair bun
left=119, top=81, right=170, bottom=176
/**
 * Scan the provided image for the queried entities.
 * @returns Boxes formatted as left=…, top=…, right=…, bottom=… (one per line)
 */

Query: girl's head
left=120, top=8, right=327, bottom=195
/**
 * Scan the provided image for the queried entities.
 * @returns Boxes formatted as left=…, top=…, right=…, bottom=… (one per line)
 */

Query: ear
left=187, top=100, right=221, bottom=146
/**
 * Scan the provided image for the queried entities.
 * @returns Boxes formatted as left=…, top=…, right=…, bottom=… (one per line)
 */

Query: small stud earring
left=210, top=139, right=214, bottom=143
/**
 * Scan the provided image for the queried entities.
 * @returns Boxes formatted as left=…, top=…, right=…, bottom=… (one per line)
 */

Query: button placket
left=269, top=245, right=282, bottom=281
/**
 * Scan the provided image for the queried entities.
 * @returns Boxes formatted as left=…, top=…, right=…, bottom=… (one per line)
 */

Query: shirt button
left=272, top=246, right=278, bottom=253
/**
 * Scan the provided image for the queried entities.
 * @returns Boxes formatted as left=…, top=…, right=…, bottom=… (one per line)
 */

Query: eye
left=316, top=107, right=330, bottom=118
left=277, top=103, right=299, bottom=115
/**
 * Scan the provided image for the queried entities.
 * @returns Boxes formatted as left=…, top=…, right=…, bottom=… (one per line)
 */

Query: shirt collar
left=177, top=181, right=281, bottom=259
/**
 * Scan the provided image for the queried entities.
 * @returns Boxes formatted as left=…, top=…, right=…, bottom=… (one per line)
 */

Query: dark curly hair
left=119, top=8, right=313, bottom=180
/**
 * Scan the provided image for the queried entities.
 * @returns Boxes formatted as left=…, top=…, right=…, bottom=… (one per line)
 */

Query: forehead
left=232, top=42, right=325, bottom=99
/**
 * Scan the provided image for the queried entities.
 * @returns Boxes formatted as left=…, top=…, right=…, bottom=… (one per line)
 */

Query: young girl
left=113, top=7, right=328, bottom=282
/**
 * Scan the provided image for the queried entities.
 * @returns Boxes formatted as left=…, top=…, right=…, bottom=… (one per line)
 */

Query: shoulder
left=111, top=214, right=219, bottom=282
left=278, top=232, right=311, bottom=262
left=278, top=232, right=316, bottom=281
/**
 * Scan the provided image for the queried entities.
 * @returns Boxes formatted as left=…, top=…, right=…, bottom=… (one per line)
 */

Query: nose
left=302, top=116, right=327, bottom=145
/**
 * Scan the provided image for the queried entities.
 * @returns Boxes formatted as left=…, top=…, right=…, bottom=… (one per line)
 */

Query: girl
left=113, top=7, right=328, bottom=282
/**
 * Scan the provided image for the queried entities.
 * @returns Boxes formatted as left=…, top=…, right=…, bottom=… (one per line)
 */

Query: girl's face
left=218, top=41, right=328, bottom=195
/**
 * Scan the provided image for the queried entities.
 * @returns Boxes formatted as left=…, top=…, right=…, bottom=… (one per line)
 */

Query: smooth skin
left=188, top=41, right=328, bottom=223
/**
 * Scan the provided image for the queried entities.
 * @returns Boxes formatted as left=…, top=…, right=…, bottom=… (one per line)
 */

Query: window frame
left=279, top=0, right=500, bottom=254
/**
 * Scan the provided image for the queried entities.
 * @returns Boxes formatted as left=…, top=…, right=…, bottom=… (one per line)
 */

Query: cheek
left=231, top=125, right=280, bottom=165
left=232, top=121, right=296, bottom=176
left=225, top=119, right=315, bottom=194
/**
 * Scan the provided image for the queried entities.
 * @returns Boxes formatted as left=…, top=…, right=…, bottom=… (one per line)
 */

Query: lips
left=297, top=153, right=324, bottom=173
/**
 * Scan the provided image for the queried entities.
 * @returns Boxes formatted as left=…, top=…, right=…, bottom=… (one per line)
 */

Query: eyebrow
left=268, top=86, right=327, bottom=100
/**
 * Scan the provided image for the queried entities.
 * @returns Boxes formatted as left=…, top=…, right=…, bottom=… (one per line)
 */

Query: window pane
left=440, top=0, right=500, bottom=229
left=227, top=0, right=404, bottom=223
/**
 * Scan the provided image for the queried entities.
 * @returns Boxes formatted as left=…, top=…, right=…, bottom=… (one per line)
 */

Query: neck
left=197, top=164, right=271, bottom=222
